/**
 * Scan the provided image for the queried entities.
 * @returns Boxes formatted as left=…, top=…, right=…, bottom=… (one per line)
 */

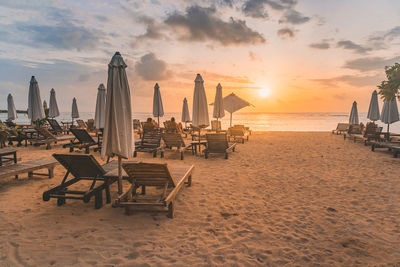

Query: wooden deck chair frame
left=33, top=127, right=75, bottom=149
left=204, top=133, right=236, bottom=159
left=76, top=119, right=87, bottom=129
left=228, top=127, right=248, bottom=144
left=115, top=162, right=194, bottom=218
left=134, top=130, right=162, bottom=158
left=160, top=132, right=190, bottom=160
left=43, top=153, right=117, bottom=209
left=371, top=141, right=400, bottom=158
left=47, top=118, right=68, bottom=135
left=68, top=128, right=98, bottom=153
left=332, top=123, right=350, bottom=135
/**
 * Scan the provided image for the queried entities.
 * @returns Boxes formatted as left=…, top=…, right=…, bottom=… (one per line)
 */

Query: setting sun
left=258, top=88, right=271, bottom=98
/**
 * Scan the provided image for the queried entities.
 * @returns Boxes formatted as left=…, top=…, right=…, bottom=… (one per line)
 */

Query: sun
left=258, top=87, right=271, bottom=98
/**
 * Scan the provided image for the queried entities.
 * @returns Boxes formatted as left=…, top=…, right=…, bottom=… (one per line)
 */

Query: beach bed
left=370, top=141, right=400, bottom=157
left=113, top=162, right=194, bottom=218
left=134, top=130, right=162, bottom=157
left=0, top=158, right=57, bottom=180
left=204, top=133, right=236, bottom=159
left=161, top=132, right=200, bottom=160
left=332, top=123, right=350, bottom=135
left=32, top=127, right=75, bottom=149
left=67, top=128, right=99, bottom=153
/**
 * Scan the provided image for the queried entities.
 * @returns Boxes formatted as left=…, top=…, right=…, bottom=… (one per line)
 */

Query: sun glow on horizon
left=258, top=87, right=271, bottom=98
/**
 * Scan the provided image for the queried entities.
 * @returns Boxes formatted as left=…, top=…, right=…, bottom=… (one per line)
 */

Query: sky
left=0, top=0, right=400, bottom=114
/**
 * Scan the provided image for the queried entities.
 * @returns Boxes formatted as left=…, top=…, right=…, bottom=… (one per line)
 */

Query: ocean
left=1, top=112, right=397, bottom=132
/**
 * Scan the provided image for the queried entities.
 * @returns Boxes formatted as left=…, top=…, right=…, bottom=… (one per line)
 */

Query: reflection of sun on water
left=258, top=88, right=271, bottom=98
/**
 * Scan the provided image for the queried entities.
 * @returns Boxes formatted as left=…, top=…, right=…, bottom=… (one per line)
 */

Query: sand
left=0, top=132, right=400, bottom=266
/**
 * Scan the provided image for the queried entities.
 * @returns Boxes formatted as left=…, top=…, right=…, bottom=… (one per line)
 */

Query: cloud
left=164, top=5, right=266, bottom=45
left=135, top=53, right=173, bottom=81
left=279, top=9, right=310, bottom=25
left=309, top=42, right=330, bottom=49
left=248, top=51, right=260, bottom=61
left=242, top=0, right=298, bottom=19
left=312, top=74, right=383, bottom=87
left=134, top=15, right=164, bottom=41
left=336, top=40, right=372, bottom=54
left=17, top=23, right=102, bottom=50
left=343, top=56, right=400, bottom=72
left=277, top=27, right=295, bottom=39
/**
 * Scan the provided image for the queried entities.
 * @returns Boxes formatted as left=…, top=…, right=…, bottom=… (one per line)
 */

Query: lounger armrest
left=164, top=165, right=194, bottom=205
left=227, top=143, right=236, bottom=151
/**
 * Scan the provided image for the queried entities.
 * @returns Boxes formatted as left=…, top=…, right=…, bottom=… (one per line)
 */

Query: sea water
left=1, top=112, right=397, bottom=132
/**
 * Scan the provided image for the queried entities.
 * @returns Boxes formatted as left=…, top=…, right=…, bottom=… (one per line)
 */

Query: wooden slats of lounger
left=0, top=158, right=58, bottom=179
left=371, top=141, right=400, bottom=157
left=332, top=123, right=350, bottom=135
left=114, top=162, right=194, bottom=218
left=33, top=127, right=75, bottom=149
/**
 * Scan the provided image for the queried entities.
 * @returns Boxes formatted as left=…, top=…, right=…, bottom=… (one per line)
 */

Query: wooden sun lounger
left=47, top=119, right=69, bottom=135
left=228, top=127, right=249, bottom=144
left=343, top=124, right=362, bottom=140
left=161, top=132, right=199, bottom=160
left=204, top=133, right=236, bottom=159
left=370, top=141, right=400, bottom=158
left=33, top=127, right=75, bottom=149
left=67, top=128, right=98, bottom=153
left=43, top=154, right=118, bottom=209
left=134, top=130, right=162, bottom=157
left=0, top=158, right=57, bottom=180
left=76, top=119, right=87, bottom=129
left=332, top=123, right=350, bottom=135
left=114, top=162, right=194, bottom=218
left=348, top=124, right=383, bottom=145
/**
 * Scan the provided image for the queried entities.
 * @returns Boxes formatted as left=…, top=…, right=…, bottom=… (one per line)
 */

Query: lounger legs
left=167, top=202, right=175, bottom=219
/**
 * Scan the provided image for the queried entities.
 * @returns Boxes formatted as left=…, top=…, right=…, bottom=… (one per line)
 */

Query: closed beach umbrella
left=28, top=76, right=45, bottom=122
left=94, top=83, right=106, bottom=129
left=367, top=90, right=380, bottom=122
left=49, top=88, right=60, bottom=118
left=213, top=83, right=225, bottom=121
left=181, top=98, right=191, bottom=123
left=7, top=94, right=17, bottom=121
left=380, top=99, right=399, bottom=133
left=153, top=83, right=164, bottom=126
left=223, top=93, right=252, bottom=126
left=192, top=74, right=209, bottom=127
left=71, top=97, right=79, bottom=125
left=101, top=52, right=133, bottom=194
left=43, top=100, right=48, bottom=110
left=349, top=101, right=359, bottom=125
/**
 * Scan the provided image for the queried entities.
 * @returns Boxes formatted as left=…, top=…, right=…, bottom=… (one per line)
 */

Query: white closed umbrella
left=349, top=101, right=359, bottom=125
left=101, top=52, right=133, bottom=194
left=28, top=76, right=45, bottom=122
left=94, top=83, right=107, bottom=129
left=49, top=88, right=60, bottom=118
left=181, top=98, right=191, bottom=124
left=213, top=83, right=225, bottom=121
left=153, top=83, right=164, bottom=126
left=367, top=90, right=380, bottom=122
left=192, top=74, right=209, bottom=127
left=7, top=94, right=17, bottom=121
left=223, top=93, right=252, bottom=126
left=71, top=97, right=79, bottom=125
left=380, top=99, right=399, bottom=134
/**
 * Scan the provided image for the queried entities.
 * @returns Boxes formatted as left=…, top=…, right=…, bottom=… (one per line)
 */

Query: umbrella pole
left=230, top=113, right=232, bottom=127
left=118, top=156, right=123, bottom=194
left=158, top=116, right=160, bottom=127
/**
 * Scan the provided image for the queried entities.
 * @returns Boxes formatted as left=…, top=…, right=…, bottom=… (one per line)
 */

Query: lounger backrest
left=228, top=127, right=245, bottom=136
left=53, top=153, right=106, bottom=178
left=76, top=119, right=86, bottom=128
left=141, top=131, right=162, bottom=147
left=47, top=119, right=63, bottom=132
left=36, top=127, right=57, bottom=140
left=211, top=120, right=221, bottom=131
left=122, top=162, right=176, bottom=187
left=206, top=133, right=228, bottom=152
left=348, top=124, right=361, bottom=134
left=70, top=128, right=96, bottom=144
left=162, top=133, right=185, bottom=147
left=87, top=119, right=95, bottom=130
left=337, top=123, right=350, bottom=131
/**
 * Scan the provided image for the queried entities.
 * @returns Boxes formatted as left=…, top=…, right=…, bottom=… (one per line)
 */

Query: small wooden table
left=188, top=140, right=207, bottom=155
left=0, top=148, right=17, bottom=166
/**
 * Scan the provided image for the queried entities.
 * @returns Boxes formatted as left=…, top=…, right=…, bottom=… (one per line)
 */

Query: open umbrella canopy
left=367, top=90, right=380, bottom=121
left=7, top=93, right=17, bottom=121
left=213, top=83, right=225, bottom=119
left=101, top=52, right=133, bottom=194
left=192, top=74, right=209, bottom=127
left=94, top=83, right=106, bottom=129
left=349, top=101, right=359, bottom=124
left=48, top=88, right=60, bottom=118
left=181, top=97, right=191, bottom=122
left=152, top=83, right=164, bottom=125
left=222, top=93, right=252, bottom=126
left=71, top=97, right=79, bottom=119
left=380, top=99, right=399, bottom=127
left=28, top=76, right=45, bottom=122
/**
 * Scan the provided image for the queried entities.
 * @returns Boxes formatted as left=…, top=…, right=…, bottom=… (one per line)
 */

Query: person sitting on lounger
left=142, top=118, right=158, bottom=132
left=168, top=117, right=183, bottom=133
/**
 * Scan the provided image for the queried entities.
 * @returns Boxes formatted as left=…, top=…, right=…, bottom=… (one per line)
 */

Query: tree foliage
left=378, top=63, right=400, bottom=101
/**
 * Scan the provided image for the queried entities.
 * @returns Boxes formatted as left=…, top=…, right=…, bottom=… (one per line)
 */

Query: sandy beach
left=0, top=132, right=400, bottom=266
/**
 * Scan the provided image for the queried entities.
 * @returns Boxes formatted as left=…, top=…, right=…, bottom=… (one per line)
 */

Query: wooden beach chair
left=332, top=123, right=350, bottom=135
left=0, top=158, right=57, bottom=180
left=234, top=125, right=251, bottom=135
left=371, top=141, right=400, bottom=158
left=32, top=127, right=75, bottom=149
left=210, top=120, right=222, bottom=131
left=47, top=119, right=69, bottom=135
left=68, top=128, right=98, bottom=153
left=114, top=162, right=194, bottom=218
left=343, top=124, right=362, bottom=140
left=204, top=133, right=236, bottom=159
left=351, top=123, right=383, bottom=145
left=161, top=132, right=199, bottom=160
left=134, top=130, right=162, bottom=157
left=228, top=126, right=249, bottom=144
left=76, top=119, right=87, bottom=129
left=42, top=153, right=118, bottom=209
